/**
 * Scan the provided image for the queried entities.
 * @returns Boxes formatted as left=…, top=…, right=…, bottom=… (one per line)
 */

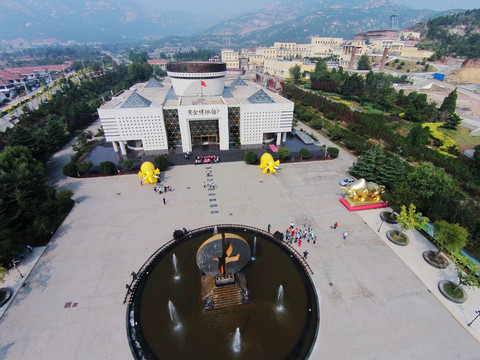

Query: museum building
left=97, top=62, right=294, bottom=155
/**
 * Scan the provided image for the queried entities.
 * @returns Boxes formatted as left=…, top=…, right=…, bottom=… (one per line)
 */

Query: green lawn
left=441, top=126, right=480, bottom=152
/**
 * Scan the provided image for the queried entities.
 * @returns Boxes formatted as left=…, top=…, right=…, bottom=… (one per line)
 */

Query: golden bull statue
left=341, top=178, right=385, bottom=204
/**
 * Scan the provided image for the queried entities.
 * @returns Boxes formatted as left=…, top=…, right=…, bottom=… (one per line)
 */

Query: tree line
left=0, top=63, right=154, bottom=267
left=283, top=83, right=480, bottom=254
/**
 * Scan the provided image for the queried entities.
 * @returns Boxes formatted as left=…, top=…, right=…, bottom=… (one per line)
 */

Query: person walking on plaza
left=163, top=197, right=166, bottom=205
left=268, top=224, right=271, bottom=233
left=303, top=251, right=308, bottom=259
left=333, top=222, right=338, bottom=229
left=343, top=232, right=348, bottom=240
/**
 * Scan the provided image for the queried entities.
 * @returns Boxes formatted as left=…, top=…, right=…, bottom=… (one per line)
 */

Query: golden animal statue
left=138, top=162, right=161, bottom=184
left=341, top=178, right=385, bottom=204
left=259, top=153, right=280, bottom=174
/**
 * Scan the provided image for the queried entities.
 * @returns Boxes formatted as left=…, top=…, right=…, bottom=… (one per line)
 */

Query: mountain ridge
left=0, top=0, right=444, bottom=44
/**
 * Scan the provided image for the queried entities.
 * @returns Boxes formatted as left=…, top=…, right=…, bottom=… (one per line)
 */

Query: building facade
left=221, top=49, right=240, bottom=70
left=97, top=62, right=293, bottom=155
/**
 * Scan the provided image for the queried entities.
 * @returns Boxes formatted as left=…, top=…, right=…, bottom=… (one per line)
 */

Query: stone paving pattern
left=1, top=120, right=480, bottom=359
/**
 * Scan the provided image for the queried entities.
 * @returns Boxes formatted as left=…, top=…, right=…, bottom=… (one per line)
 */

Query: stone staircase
left=212, top=284, right=243, bottom=309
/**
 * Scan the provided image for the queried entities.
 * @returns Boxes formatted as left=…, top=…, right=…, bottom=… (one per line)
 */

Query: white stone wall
left=167, top=71, right=226, bottom=96
left=240, top=102, right=293, bottom=145
left=98, top=107, right=168, bottom=151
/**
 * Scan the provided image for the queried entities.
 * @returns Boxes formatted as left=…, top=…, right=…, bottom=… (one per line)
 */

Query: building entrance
left=192, top=135, right=218, bottom=146
left=189, top=119, right=219, bottom=149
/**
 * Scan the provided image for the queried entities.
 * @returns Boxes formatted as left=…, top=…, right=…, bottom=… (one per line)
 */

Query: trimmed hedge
left=62, top=162, right=78, bottom=177
left=99, top=161, right=116, bottom=175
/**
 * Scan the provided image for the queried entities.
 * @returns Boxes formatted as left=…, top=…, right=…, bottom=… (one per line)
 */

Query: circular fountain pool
left=127, top=225, right=319, bottom=360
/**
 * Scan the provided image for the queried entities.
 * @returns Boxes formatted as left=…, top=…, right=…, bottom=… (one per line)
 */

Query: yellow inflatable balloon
left=259, top=153, right=280, bottom=174
left=138, top=162, right=161, bottom=184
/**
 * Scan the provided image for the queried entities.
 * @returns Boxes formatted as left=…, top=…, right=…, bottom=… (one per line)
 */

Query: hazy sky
left=137, top=0, right=479, bottom=18
left=396, top=0, right=479, bottom=10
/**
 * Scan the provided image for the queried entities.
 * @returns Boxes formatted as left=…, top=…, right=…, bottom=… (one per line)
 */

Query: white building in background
left=221, top=49, right=240, bottom=70
left=97, top=62, right=293, bottom=155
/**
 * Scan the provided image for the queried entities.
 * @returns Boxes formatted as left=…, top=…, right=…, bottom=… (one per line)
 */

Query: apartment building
left=221, top=49, right=240, bottom=69
left=263, top=59, right=315, bottom=79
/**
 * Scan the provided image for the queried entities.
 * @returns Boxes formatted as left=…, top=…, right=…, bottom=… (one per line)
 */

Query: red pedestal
left=339, top=197, right=388, bottom=211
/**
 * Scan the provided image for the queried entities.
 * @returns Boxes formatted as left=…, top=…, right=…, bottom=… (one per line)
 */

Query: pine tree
left=357, top=54, right=372, bottom=70
left=440, top=88, right=457, bottom=114
left=350, top=146, right=385, bottom=181
left=443, top=113, right=462, bottom=130
left=377, top=154, right=406, bottom=188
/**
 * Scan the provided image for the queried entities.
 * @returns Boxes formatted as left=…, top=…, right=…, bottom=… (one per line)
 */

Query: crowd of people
left=285, top=219, right=317, bottom=246
left=194, top=155, right=220, bottom=165
left=283, top=219, right=347, bottom=259
left=153, top=185, right=173, bottom=194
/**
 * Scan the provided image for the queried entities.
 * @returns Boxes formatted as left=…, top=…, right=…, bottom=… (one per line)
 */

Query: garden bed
left=438, top=280, right=467, bottom=304
left=386, top=230, right=409, bottom=246
left=380, top=211, right=398, bottom=224
left=422, top=251, right=449, bottom=269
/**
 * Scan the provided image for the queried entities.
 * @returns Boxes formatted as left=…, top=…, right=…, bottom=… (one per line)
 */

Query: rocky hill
left=0, top=0, right=213, bottom=42
left=417, top=9, right=480, bottom=59
left=203, top=0, right=438, bottom=45
left=0, top=0, right=448, bottom=44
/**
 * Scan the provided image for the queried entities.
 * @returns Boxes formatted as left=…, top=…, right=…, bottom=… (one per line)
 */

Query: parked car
left=339, top=178, right=356, bottom=186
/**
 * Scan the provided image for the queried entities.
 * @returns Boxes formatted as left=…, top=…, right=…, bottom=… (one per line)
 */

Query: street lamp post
left=12, top=260, right=23, bottom=278
left=467, top=310, right=480, bottom=327
left=378, top=219, right=385, bottom=232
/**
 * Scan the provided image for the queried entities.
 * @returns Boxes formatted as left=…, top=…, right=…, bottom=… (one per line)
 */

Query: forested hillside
left=419, top=9, right=480, bottom=59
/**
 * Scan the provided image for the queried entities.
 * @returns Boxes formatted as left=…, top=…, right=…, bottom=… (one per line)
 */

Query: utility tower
left=390, top=14, right=399, bottom=30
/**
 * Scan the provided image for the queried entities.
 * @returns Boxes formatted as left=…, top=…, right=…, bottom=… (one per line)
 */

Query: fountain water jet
left=213, top=225, right=218, bottom=235
left=168, top=300, right=182, bottom=331
left=233, top=328, right=241, bottom=353
left=276, top=285, right=285, bottom=312
left=251, top=236, right=257, bottom=261
left=172, top=254, right=180, bottom=281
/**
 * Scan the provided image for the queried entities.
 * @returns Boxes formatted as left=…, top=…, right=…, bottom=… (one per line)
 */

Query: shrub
left=329, top=126, right=344, bottom=141
left=311, top=118, right=323, bottom=130
left=396, top=65, right=403, bottom=70
left=327, top=146, right=339, bottom=158
left=244, top=151, right=258, bottom=164
left=99, top=161, right=116, bottom=175
left=154, top=156, right=170, bottom=171
left=276, top=147, right=290, bottom=160
left=300, top=148, right=311, bottom=159
left=62, top=162, right=78, bottom=177
left=122, top=159, right=135, bottom=169
left=394, top=59, right=400, bottom=63
left=77, top=160, right=93, bottom=173
left=56, top=189, right=74, bottom=201
left=400, top=61, right=405, bottom=66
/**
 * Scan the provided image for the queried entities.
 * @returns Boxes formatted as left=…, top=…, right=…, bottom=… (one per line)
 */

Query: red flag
left=200, top=80, right=206, bottom=87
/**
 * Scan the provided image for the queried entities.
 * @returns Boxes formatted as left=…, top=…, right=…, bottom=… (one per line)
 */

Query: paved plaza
left=1, top=126, right=480, bottom=359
